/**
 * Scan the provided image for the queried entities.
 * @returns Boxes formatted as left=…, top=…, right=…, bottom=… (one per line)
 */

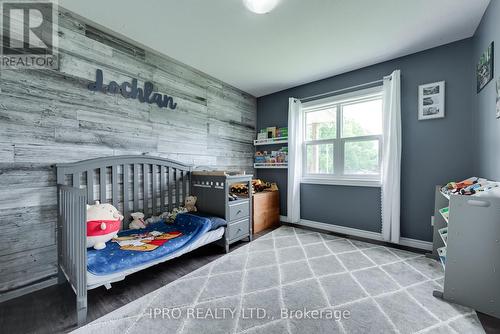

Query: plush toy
left=184, top=196, right=197, bottom=212
left=129, top=212, right=147, bottom=230
left=86, top=201, right=123, bottom=250
left=166, top=207, right=188, bottom=223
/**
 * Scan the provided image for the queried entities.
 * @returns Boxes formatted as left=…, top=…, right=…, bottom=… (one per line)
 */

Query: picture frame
left=418, top=81, right=445, bottom=120
left=477, top=42, right=494, bottom=93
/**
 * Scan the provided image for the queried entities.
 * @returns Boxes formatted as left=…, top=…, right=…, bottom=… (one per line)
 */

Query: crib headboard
left=56, top=155, right=192, bottom=224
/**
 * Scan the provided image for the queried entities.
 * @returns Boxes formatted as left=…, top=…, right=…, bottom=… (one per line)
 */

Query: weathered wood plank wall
left=0, top=9, right=256, bottom=295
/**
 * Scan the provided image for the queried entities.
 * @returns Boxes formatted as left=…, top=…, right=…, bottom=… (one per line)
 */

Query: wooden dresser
left=252, top=191, right=280, bottom=234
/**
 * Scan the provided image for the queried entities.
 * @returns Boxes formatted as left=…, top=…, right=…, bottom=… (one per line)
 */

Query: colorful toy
left=86, top=201, right=123, bottom=250
left=276, top=127, right=288, bottom=138
left=266, top=126, right=277, bottom=138
left=441, top=177, right=499, bottom=196
left=166, top=207, right=188, bottom=223
left=231, top=183, right=249, bottom=194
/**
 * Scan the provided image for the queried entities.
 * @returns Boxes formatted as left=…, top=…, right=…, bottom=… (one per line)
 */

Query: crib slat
left=168, top=167, right=173, bottom=211
left=123, top=164, right=130, bottom=224
left=99, top=167, right=106, bottom=203
left=133, top=164, right=139, bottom=212
left=184, top=170, right=189, bottom=200
left=175, top=168, right=180, bottom=207
left=112, top=165, right=118, bottom=209
left=62, top=190, right=66, bottom=271
left=87, top=169, right=94, bottom=204
left=152, top=165, right=158, bottom=215
left=160, top=166, right=166, bottom=213
left=180, top=171, right=185, bottom=205
left=179, top=170, right=183, bottom=205
left=143, top=164, right=149, bottom=216
left=182, top=171, right=189, bottom=203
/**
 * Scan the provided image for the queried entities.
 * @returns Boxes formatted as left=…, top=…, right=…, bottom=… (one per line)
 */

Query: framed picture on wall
left=477, top=42, right=494, bottom=93
left=418, top=81, right=445, bottom=120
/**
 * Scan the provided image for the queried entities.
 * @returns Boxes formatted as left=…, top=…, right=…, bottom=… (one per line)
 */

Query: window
left=302, top=86, right=383, bottom=187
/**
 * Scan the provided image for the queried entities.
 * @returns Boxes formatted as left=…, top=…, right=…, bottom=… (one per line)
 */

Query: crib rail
left=58, top=185, right=87, bottom=325
left=57, top=155, right=192, bottom=228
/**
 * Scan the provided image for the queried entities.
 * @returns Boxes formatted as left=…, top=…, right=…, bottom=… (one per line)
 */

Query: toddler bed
left=56, top=155, right=227, bottom=326
left=87, top=214, right=225, bottom=288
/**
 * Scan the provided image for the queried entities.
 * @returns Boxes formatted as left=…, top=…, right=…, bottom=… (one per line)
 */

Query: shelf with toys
left=431, top=176, right=500, bottom=318
left=433, top=177, right=499, bottom=265
left=255, top=126, right=288, bottom=144
left=438, top=207, right=449, bottom=224
left=254, top=162, right=288, bottom=169
left=254, top=137, right=288, bottom=146
left=438, top=227, right=448, bottom=246
left=254, top=126, right=288, bottom=169
left=229, top=179, right=279, bottom=196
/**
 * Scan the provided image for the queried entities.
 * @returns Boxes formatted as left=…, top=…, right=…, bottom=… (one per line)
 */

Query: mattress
left=87, top=226, right=224, bottom=289
left=86, top=213, right=226, bottom=288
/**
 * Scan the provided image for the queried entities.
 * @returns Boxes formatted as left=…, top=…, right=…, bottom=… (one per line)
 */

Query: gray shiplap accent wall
left=0, top=9, right=256, bottom=294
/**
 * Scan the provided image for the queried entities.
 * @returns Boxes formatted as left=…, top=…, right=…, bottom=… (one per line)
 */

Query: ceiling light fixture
left=243, top=0, right=280, bottom=14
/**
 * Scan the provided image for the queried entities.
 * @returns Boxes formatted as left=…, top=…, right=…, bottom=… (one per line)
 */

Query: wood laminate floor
left=0, top=226, right=499, bottom=334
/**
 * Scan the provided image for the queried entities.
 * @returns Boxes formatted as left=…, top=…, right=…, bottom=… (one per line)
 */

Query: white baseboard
left=291, top=219, right=432, bottom=251
left=298, top=219, right=383, bottom=241
left=399, top=237, right=432, bottom=251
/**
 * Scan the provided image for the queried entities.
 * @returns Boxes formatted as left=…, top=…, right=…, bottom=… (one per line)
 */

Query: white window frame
left=301, top=86, right=383, bottom=187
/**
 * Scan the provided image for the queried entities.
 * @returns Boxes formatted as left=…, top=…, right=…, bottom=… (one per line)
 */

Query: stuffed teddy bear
left=86, top=201, right=123, bottom=250
left=184, top=195, right=197, bottom=212
left=129, top=212, right=147, bottom=230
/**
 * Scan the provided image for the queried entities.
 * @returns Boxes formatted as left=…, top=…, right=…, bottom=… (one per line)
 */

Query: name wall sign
left=87, top=69, right=177, bottom=110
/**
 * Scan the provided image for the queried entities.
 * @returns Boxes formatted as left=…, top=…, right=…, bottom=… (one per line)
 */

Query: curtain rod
left=298, top=76, right=391, bottom=102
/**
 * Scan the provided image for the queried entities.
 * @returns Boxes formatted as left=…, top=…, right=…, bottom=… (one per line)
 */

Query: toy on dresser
left=441, top=176, right=499, bottom=196
left=86, top=201, right=123, bottom=250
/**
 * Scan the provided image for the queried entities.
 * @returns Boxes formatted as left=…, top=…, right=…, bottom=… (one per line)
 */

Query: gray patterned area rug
left=73, top=226, right=485, bottom=334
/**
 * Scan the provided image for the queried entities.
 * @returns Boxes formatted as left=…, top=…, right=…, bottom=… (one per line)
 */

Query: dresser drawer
left=227, top=219, right=249, bottom=241
left=228, top=201, right=249, bottom=221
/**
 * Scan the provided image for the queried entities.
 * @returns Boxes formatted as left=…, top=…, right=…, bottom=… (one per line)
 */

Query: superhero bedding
left=87, top=213, right=226, bottom=276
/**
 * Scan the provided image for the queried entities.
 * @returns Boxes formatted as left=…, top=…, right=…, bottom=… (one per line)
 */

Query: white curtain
left=287, top=98, right=303, bottom=224
left=381, top=70, right=402, bottom=243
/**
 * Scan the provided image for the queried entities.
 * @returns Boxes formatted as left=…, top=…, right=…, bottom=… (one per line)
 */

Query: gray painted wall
left=0, top=9, right=256, bottom=295
left=257, top=39, right=475, bottom=241
left=473, top=1, right=500, bottom=180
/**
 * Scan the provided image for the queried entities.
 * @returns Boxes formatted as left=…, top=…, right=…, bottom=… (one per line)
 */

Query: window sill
left=301, top=177, right=382, bottom=188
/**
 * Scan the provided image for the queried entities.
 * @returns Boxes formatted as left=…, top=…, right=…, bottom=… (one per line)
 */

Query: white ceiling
left=60, top=0, right=490, bottom=97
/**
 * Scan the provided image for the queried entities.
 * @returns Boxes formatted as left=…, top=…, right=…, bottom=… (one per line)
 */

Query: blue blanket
left=87, top=213, right=219, bottom=276
left=191, top=212, right=227, bottom=230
